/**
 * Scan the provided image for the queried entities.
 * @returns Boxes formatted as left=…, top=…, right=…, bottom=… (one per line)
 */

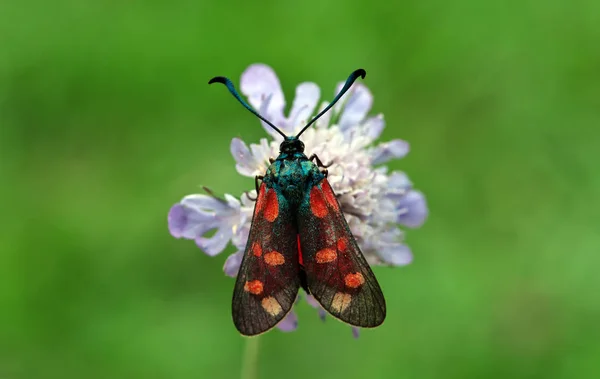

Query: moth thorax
left=282, top=184, right=303, bottom=205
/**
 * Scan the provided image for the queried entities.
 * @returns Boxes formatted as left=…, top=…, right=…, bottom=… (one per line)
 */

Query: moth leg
left=254, top=175, right=264, bottom=193
left=309, top=154, right=331, bottom=177
left=246, top=175, right=265, bottom=202
left=309, top=154, right=332, bottom=168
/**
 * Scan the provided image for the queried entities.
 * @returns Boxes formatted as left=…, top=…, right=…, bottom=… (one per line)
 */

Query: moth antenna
left=296, top=68, right=366, bottom=138
left=209, top=76, right=287, bottom=138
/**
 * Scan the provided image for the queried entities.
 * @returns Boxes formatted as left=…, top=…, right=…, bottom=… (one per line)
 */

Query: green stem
left=241, top=336, right=260, bottom=379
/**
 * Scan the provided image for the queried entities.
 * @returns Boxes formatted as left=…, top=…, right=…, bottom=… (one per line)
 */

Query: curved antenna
left=296, top=68, right=366, bottom=138
left=208, top=76, right=287, bottom=138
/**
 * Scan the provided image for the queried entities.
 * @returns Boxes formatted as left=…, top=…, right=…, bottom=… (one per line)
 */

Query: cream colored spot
left=261, top=296, right=283, bottom=316
left=331, top=292, right=352, bottom=313
left=243, top=280, right=264, bottom=295
left=264, top=251, right=285, bottom=266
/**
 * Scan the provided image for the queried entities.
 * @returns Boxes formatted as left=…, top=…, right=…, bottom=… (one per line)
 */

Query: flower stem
left=241, top=337, right=260, bottom=379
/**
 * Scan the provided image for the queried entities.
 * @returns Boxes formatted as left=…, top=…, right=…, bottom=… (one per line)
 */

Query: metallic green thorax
left=264, top=136, right=325, bottom=209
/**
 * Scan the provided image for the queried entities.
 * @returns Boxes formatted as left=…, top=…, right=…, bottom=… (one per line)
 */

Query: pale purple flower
left=168, top=64, right=428, bottom=335
left=276, top=311, right=299, bottom=332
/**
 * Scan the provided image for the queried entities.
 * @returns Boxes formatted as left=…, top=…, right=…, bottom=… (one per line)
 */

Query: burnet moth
left=209, top=69, right=386, bottom=336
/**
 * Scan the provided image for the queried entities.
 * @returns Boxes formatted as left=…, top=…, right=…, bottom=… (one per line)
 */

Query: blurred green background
left=1, top=0, right=599, bottom=378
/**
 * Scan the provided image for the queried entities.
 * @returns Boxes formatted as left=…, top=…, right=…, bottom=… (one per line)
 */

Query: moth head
left=279, top=137, right=304, bottom=154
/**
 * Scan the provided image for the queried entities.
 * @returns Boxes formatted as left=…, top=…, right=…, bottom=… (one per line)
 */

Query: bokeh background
left=2, top=1, right=600, bottom=378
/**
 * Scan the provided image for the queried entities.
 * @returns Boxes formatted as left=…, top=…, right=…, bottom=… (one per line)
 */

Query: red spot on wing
left=252, top=242, right=262, bottom=257
left=254, top=182, right=267, bottom=215
left=244, top=280, right=264, bottom=295
left=337, top=237, right=348, bottom=253
left=344, top=273, right=365, bottom=288
left=321, top=180, right=340, bottom=211
left=310, top=186, right=328, bottom=218
left=315, top=248, right=337, bottom=263
left=264, top=189, right=279, bottom=222
left=264, top=251, right=285, bottom=266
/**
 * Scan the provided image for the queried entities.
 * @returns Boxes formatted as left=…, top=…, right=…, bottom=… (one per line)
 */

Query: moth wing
left=232, top=182, right=300, bottom=336
left=298, top=178, right=386, bottom=327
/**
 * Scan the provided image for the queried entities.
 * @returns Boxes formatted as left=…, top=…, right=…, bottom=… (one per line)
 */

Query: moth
left=209, top=69, right=386, bottom=336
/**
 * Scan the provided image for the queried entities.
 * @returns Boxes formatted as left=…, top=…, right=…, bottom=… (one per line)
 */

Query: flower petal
left=362, top=115, right=385, bottom=141
left=276, top=311, right=298, bottom=332
left=223, top=194, right=242, bottom=209
left=305, top=294, right=320, bottom=308
left=317, top=308, right=327, bottom=321
left=288, top=82, right=320, bottom=132
left=388, top=171, right=412, bottom=192
left=371, top=139, right=410, bottom=165
left=397, top=190, right=428, bottom=228
left=257, top=94, right=284, bottom=139
left=182, top=194, right=236, bottom=214
left=339, top=84, right=373, bottom=131
left=223, top=250, right=243, bottom=277
left=168, top=203, right=216, bottom=239
left=379, top=243, right=413, bottom=266
left=168, top=204, right=191, bottom=238
left=196, top=227, right=232, bottom=256
left=232, top=221, right=251, bottom=250
left=305, top=294, right=326, bottom=321
left=231, top=138, right=263, bottom=177
left=249, top=139, right=272, bottom=172
left=240, top=63, right=285, bottom=123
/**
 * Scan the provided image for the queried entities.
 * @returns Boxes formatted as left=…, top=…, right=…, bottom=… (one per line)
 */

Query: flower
left=168, top=64, right=428, bottom=335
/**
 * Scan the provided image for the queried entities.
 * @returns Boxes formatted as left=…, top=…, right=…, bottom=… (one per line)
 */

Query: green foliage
left=1, top=0, right=599, bottom=378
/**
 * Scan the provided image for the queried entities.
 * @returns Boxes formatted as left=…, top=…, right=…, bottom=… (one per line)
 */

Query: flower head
left=168, top=64, right=428, bottom=335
